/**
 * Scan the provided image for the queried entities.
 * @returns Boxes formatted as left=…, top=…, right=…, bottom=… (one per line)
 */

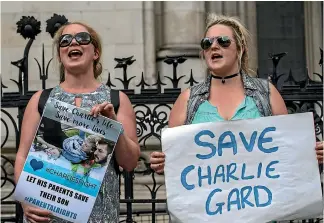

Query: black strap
left=110, top=89, right=121, bottom=175
left=110, top=89, right=120, bottom=114
left=38, top=88, right=53, bottom=115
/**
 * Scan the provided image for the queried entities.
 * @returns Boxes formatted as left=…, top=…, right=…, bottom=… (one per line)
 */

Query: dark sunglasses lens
left=201, top=38, right=213, bottom=50
left=217, top=36, right=231, bottom=47
left=75, top=32, right=91, bottom=45
left=59, top=35, right=73, bottom=47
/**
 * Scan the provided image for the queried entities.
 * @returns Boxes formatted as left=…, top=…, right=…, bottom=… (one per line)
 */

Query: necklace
left=211, top=73, right=239, bottom=84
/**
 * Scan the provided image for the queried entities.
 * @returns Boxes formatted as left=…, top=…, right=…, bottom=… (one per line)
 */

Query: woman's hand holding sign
left=150, top=152, right=165, bottom=174
left=22, top=203, right=51, bottom=223
left=316, top=141, right=323, bottom=164
left=90, top=93, right=140, bottom=172
left=90, top=102, right=117, bottom=121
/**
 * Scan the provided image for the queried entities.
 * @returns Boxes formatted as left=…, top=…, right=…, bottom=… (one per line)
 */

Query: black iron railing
left=1, top=14, right=323, bottom=223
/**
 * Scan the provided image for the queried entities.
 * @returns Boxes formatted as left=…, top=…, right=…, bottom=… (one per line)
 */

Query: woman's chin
left=64, top=63, right=86, bottom=74
left=209, top=67, right=225, bottom=75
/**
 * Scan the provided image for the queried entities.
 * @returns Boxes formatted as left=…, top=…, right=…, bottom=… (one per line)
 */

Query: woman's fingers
left=315, top=141, right=323, bottom=150
left=316, top=149, right=323, bottom=156
left=25, top=217, right=37, bottom=223
left=150, top=152, right=165, bottom=173
left=150, top=157, right=165, bottom=164
left=89, top=105, right=99, bottom=116
left=26, top=213, right=50, bottom=223
left=25, top=207, right=51, bottom=222
left=151, top=163, right=165, bottom=173
left=156, top=168, right=165, bottom=174
left=90, top=102, right=116, bottom=119
left=102, top=103, right=117, bottom=120
left=31, top=206, right=51, bottom=216
left=151, top=152, right=165, bottom=159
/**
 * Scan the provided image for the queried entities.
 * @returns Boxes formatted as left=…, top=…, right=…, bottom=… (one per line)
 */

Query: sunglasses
left=200, top=36, right=232, bottom=50
left=59, top=32, right=92, bottom=48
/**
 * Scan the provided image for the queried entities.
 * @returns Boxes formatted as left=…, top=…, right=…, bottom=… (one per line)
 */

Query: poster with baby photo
left=14, top=97, right=123, bottom=223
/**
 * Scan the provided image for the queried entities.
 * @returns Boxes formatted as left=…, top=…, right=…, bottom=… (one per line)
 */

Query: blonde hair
left=203, top=13, right=251, bottom=74
left=53, top=22, right=103, bottom=82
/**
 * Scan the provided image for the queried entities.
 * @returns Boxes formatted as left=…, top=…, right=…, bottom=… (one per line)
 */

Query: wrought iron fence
left=1, top=14, right=323, bottom=223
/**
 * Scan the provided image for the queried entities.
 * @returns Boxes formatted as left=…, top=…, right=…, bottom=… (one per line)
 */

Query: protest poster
left=14, top=97, right=123, bottom=223
left=162, top=113, right=323, bottom=223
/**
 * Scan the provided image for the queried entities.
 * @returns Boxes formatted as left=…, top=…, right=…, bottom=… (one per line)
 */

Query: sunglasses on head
left=200, top=36, right=232, bottom=50
left=59, top=32, right=92, bottom=48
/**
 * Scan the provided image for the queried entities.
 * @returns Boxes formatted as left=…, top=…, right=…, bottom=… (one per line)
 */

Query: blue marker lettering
left=240, top=186, right=254, bottom=209
left=241, top=163, right=254, bottom=180
left=258, top=127, right=278, bottom=153
left=227, top=188, right=241, bottom=211
left=198, top=166, right=212, bottom=187
left=205, top=188, right=224, bottom=215
left=257, top=162, right=262, bottom=178
left=218, top=131, right=237, bottom=156
left=266, top=160, right=280, bottom=179
left=239, top=131, right=257, bottom=152
left=254, top=185, right=272, bottom=207
left=180, top=165, right=195, bottom=190
left=226, top=163, right=239, bottom=182
left=195, top=130, right=216, bottom=159
left=213, top=165, right=225, bottom=184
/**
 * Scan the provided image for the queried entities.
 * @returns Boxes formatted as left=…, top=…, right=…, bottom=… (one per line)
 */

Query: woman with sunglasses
left=150, top=13, right=323, bottom=173
left=14, top=22, right=140, bottom=223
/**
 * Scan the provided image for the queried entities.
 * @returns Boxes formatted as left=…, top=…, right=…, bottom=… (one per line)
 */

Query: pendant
left=222, top=79, right=225, bottom=84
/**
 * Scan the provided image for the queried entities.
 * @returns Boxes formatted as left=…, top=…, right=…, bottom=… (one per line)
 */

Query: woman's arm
left=114, top=91, right=140, bottom=171
left=168, top=88, right=190, bottom=127
left=270, top=83, right=323, bottom=164
left=14, top=90, right=52, bottom=222
left=14, top=90, right=42, bottom=183
left=269, top=83, right=288, bottom=115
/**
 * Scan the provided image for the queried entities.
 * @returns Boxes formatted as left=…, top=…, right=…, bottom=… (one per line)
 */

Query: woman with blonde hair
left=150, top=13, right=323, bottom=172
left=14, top=21, right=140, bottom=222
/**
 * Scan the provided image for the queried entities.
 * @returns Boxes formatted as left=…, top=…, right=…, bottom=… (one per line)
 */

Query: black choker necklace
left=211, top=73, right=239, bottom=84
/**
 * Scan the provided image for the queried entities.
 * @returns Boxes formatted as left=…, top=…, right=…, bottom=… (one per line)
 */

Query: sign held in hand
left=162, top=113, right=322, bottom=223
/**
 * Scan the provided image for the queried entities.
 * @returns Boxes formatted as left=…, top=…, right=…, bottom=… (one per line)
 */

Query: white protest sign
left=162, top=113, right=323, bottom=223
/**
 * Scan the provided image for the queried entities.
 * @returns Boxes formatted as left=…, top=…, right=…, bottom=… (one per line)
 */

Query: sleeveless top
left=185, top=73, right=272, bottom=125
left=192, top=95, right=261, bottom=124
left=23, top=84, right=120, bottom=223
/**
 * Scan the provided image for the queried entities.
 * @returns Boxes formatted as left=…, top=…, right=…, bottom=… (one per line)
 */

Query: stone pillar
left=206, top=2, right=258, bottom=75
left=143, top=1, right=156, bottom=86
left=156, top=1, right=206, bottom=90
left=304, top=1, right=323, bottom=81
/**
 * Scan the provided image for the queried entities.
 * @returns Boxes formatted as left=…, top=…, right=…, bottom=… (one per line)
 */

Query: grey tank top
left=23, top=84, right=120, bottom=223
